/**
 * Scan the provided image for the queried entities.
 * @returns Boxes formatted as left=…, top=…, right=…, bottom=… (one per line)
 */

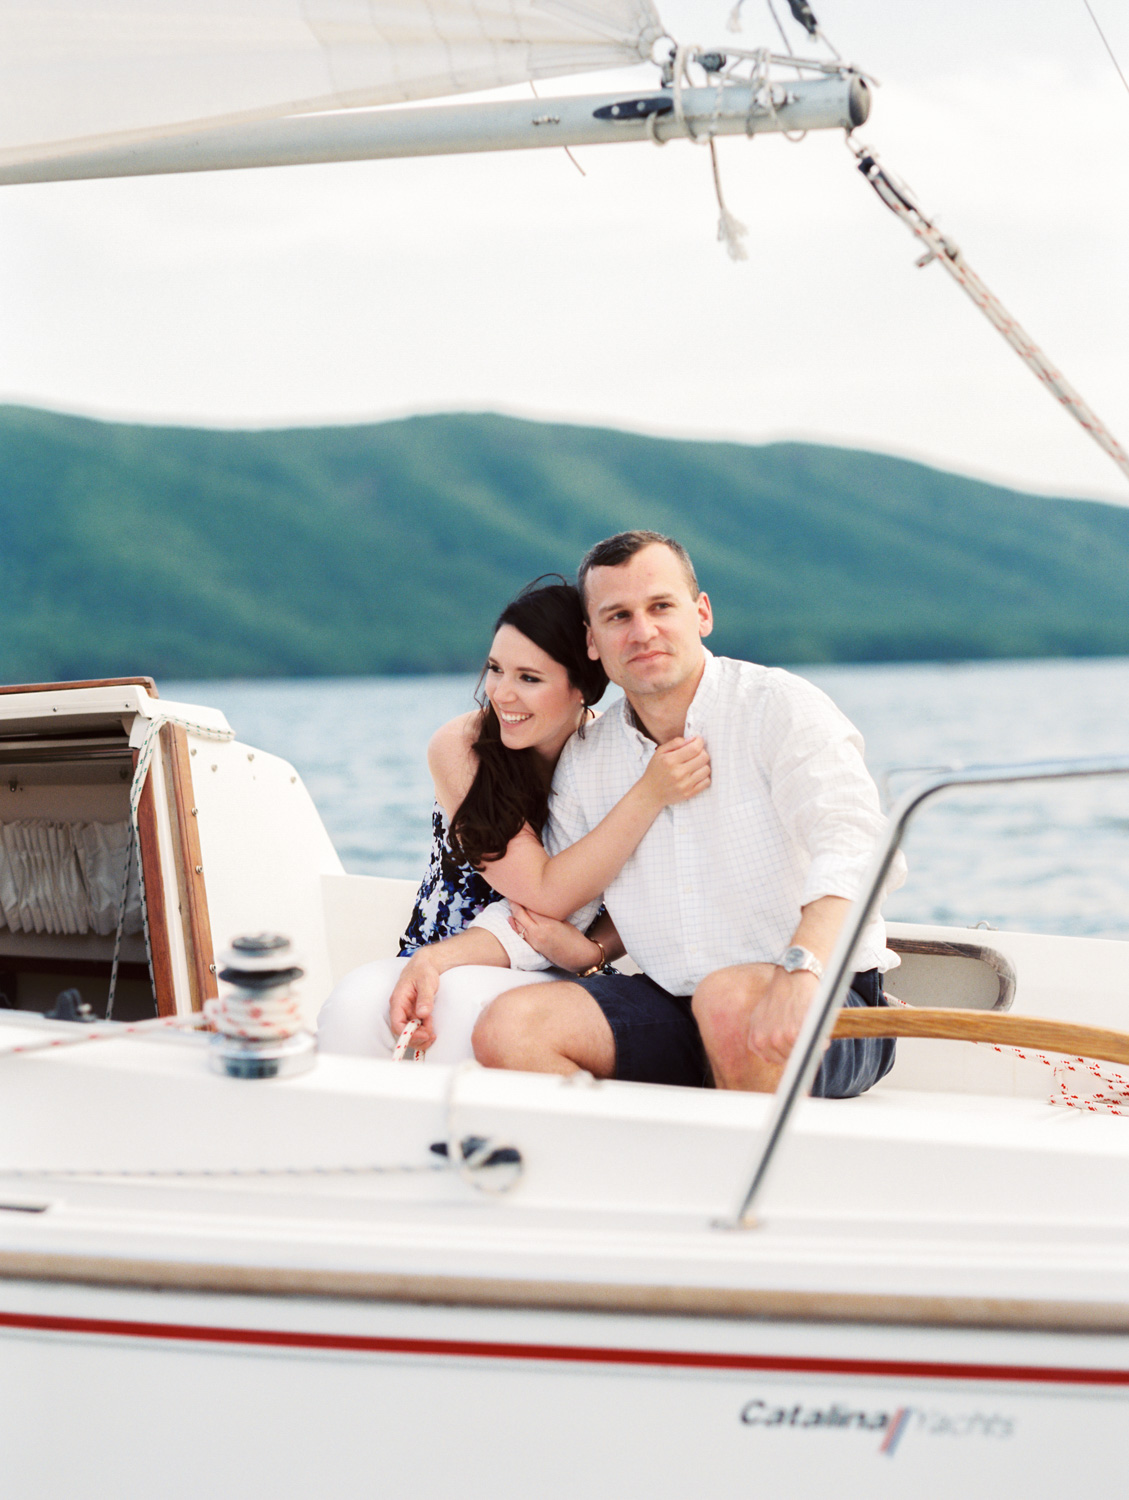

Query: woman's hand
left=640, top=735, right=711, bottom=809
left=509, top=902, right=607, bottom=974
left=388, top=951, right=443, bottom=1050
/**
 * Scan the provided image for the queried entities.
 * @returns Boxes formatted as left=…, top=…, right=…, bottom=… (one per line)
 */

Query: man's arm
left=744, top=894, right=849, bottom=1065
left=389, top=928, right=509, bottom=1049
left=761, top=675, right=906, bottom=906
left=739, top=681, right=895, bottom=1068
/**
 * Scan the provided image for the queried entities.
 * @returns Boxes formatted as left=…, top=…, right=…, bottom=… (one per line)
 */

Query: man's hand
left=388, top=951, right=443, bottom=1050
left=744, top=967, right=821, bottom=1066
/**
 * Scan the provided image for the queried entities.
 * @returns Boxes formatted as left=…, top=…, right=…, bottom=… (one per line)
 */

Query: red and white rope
left=852, top=141, right=1129, bottom=488
left=204, top=987, right=306, bottom=1043
left=885, top=994, right=1129, bottom=1116
left=392, top=1019, right=425, bottom=1062
left=0, top=1012, right=206, bottom=1060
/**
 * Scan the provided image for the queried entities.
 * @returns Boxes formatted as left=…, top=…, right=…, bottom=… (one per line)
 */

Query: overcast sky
left=0, top=0, right=1126, bottom=501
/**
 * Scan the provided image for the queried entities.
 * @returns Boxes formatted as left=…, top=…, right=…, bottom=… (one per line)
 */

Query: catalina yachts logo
left=740, top=1397, right=1014, bottom=1456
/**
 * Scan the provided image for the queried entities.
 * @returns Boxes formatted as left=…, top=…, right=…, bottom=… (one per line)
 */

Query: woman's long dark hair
left=449, top=577, right=607, bottom=871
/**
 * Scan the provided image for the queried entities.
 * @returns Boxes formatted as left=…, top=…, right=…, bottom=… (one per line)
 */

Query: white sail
left=0, top=0, right=664, bottom=170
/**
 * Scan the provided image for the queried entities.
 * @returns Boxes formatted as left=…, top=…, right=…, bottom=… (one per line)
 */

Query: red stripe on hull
left=1, top=1309, right=1128, bottom=1387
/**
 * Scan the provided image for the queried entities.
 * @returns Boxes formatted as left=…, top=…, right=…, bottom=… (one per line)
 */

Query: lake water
left=167, top=656, right=1129, bottom=941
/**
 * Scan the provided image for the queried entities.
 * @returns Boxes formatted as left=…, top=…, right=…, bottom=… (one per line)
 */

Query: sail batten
left=0, top=0, right=664, bottom=170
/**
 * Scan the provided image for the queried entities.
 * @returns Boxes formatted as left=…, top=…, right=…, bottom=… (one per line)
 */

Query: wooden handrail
left=834, top=1007, right=1129, bottom=1068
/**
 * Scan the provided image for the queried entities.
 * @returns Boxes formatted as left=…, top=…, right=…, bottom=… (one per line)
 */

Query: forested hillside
left=1, top=404, right=1126, bottom=680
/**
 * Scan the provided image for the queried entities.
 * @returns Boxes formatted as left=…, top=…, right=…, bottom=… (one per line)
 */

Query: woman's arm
left=388, top=926, right=510, bottom=1049
left=509, top=904, right=625, bottom=974
left=430, top=718, right=711, bottom=920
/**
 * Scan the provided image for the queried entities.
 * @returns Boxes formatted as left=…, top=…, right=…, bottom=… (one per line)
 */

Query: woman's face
left=485, top=624, right=585, bottom=765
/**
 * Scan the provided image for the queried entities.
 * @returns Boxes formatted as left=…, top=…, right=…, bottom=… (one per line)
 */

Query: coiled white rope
left=107, top=712, right=235, bottom=1019
left=204, top=985, right=306, bottom=1043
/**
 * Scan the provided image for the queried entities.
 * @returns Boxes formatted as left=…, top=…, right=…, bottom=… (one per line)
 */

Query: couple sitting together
left=318, top=529, right=904, bottom=1096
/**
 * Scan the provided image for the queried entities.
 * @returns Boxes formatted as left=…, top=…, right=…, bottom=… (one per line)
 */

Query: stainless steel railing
left=721, top=753, right=1129, bottom=1230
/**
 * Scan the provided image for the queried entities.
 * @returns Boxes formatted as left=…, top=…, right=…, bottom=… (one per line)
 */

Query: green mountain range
left=0, top=404, right=1126, bottom=681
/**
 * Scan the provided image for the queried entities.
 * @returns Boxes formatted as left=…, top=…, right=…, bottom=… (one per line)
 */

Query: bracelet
left=576, top=938, right=606, bottom=979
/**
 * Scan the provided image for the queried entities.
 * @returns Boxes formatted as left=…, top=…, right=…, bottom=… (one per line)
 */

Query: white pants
left=317, top=956, right=559, bottom=1064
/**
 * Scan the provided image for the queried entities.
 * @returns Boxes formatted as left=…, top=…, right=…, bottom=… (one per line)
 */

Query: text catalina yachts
left=740, top=1398, right=1013, bottom=1439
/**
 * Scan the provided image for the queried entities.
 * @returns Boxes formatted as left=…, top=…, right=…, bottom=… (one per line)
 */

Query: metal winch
left=207, top=932, right=316, bottom=1080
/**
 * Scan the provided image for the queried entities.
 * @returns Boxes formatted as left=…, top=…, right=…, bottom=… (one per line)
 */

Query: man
left=398, top=530, right=903, bottom=1094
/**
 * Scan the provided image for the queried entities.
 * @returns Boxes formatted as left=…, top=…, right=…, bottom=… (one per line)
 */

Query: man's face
left=584, top=544, right=712, bottom=698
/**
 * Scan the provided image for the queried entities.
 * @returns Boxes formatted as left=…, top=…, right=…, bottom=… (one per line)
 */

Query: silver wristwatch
left=775, top=944, right=824, bottom=979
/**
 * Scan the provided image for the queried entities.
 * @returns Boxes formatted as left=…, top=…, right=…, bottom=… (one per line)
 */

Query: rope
left=390, top=1034, right=519, bottom=1192
left=0, top=1049, right=523, bottom=1185
left=392, top=1019, right=425, bottom=1062
left=528, top=80, right=586, bottom=177
left=850, top=139, right=1129, bottom=488
left=885, top=994, right=1129, bottom=1116
left=106, top=712, right=235, bottom=1020
left=0, top=1012, right=206, bottom=1060
left=726, top=0, right=843, bottom=63
left=442, top=1058, right=520, bottom=1195
left=0, top=1160, right=447, bottom=1181
left=765, top=0, right=796, bottom=56
left=204, top=985, right=306, bottom=1043
left=709, top=138, right=749, bottom=259
left=665, top=45, right=751, bottom=258
left=1080, top=0, right=1129, bottom=100
left=670, top=42, right=703, bottom=143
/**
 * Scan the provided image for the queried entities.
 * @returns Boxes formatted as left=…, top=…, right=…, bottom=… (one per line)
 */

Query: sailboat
left=2, top=5, right=1129, bottom=1496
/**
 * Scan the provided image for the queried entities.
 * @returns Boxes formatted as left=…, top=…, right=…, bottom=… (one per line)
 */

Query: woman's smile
left=485, top=624, right=585, bottom=764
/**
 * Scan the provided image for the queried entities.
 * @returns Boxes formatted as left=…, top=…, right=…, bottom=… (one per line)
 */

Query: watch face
left=781, top=946, right=807, bottom=970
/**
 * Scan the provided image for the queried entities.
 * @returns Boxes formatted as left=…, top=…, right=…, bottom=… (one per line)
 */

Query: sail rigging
left=0, top=0, right=663, bottom=171
left=851, top=141, right=1129, bottom=487
left=0, top=0, right=1121, bottom=487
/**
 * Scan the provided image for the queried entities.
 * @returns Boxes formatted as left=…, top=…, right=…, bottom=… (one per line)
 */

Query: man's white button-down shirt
left=470, top=653, right=905, bottom=994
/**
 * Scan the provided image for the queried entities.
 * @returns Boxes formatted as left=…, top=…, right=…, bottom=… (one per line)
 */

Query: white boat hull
left=3, top=1279, right=1128, bottom=1497
left=2, top=685, right=1129, bottom=1496
left=2, top=1024, right=1129, bottom=1497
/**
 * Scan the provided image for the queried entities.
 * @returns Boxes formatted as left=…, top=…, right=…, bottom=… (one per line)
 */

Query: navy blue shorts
left=572, top=967, right=895, bottom=1095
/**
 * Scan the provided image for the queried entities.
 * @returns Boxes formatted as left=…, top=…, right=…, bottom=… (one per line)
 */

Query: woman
left=317, top=577, right=710, bottom=1061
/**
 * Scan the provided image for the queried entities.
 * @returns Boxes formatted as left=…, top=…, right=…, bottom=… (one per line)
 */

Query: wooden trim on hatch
left=0, top=677, right=158, bottom=697
left=159, top=724, right=217, bottom=1013
left=135, top=753, right=177, bottom=1017
left=1, top=1251, right=1128, bottom=1335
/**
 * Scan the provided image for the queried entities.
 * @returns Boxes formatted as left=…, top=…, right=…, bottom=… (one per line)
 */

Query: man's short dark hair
left=577, top=531, right=700, bottom=616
